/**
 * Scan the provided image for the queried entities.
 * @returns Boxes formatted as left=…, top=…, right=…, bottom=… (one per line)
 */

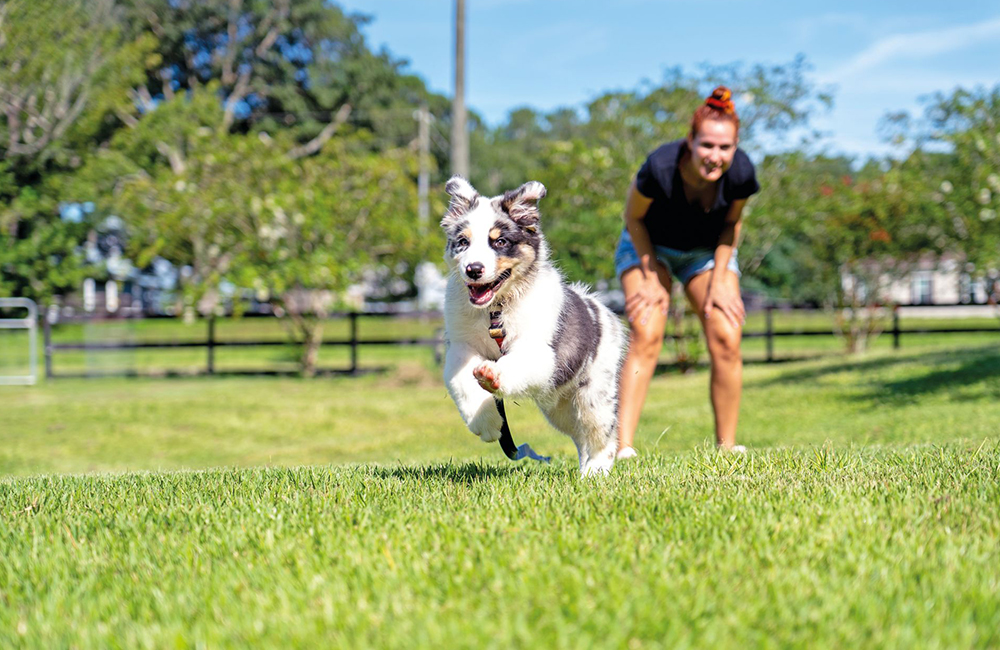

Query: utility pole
left=416, top=104, right=431, bottom=225
left=450, top=0, right=469, bottom=178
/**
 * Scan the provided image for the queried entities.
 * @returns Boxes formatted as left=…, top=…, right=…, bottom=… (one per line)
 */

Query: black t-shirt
left=635, top=139, right=759, bottom=251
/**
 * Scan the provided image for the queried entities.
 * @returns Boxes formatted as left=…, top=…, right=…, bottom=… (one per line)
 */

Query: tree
left=121, top=0, right=440, bottom=153
left=924, top=86, right=1000, bottom=295
left=101, top=88, right=436, bottom=375
left=740, top=152, right=855, bottom=304
left=235, top=139, right=434, bottom=375
left=0, top=0, right=155, bottom=305
left=2, top=0, right=448, bottom=313
left=812, top=160, right=943, bottom=351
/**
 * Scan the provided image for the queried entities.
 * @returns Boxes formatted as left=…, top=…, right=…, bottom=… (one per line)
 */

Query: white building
left=842, top=254, right=997, bottom=316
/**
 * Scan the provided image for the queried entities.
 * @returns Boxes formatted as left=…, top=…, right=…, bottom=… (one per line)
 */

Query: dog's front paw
left=468, top=399, right=503, bottom=443
left=473, top=361, right=501, bottom=394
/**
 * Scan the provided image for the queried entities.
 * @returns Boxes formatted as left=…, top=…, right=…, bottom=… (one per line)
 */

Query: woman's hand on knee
left=704, top=277, right=745, bottom=329
left=625, top=254, right=669, bottom=325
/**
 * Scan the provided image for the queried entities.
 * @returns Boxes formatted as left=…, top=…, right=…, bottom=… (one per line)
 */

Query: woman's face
left=687, top=119, right=738, bottom=182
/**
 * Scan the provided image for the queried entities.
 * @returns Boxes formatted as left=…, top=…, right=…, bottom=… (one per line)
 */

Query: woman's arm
left=704, top=198, right=747, bottom=327
left=622, top=179, right=668, bottom=324
left=623, top=178, right=655, bottom=259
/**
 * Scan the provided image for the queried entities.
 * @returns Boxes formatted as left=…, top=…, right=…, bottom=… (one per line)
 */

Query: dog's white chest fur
left=440, top=176, right=626, bottom=475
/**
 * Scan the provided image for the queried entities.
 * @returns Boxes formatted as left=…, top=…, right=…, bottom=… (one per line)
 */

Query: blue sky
left=340, top=0, right=1000, bottom=160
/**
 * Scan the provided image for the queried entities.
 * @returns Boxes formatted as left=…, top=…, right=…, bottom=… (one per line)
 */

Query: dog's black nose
left=465, top=262, right=484, bottom=280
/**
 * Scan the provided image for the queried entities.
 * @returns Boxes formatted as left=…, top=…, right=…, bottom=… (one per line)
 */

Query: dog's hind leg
left=541, top=390, right=617, bottom=476
left=577, top=377, right=621, bottom=476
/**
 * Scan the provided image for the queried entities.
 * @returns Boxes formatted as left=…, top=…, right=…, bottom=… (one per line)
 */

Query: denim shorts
left=614, top=228, right=740, bottom=285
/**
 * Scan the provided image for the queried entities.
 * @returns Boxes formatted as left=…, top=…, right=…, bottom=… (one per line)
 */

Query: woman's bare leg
left=684, top=270, right=743, bottom=449
left=617, top=264, right=672, bottom=453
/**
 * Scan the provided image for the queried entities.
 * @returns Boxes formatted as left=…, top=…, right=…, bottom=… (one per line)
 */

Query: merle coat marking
left=440, top=176, right=627, bottom=476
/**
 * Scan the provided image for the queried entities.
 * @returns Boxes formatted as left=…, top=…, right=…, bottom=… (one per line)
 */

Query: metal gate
left=0, top=298, right=38, bottom=385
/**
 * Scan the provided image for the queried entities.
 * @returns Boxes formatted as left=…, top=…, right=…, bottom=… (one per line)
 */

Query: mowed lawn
left=1, top=340, right=999, bottom=647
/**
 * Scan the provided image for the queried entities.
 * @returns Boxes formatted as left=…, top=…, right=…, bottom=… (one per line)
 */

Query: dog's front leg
left=444, top=341, right=503, bottom=443
left=473, top=343, right=555, bottom=399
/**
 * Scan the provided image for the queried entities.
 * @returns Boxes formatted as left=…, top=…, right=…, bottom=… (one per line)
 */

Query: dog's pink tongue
left=468, top=284, right=493, bottom=305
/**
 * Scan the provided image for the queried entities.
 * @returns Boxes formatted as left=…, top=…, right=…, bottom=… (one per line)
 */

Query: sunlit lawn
left=1, top=335, right=998, bottom=475
left=1, top=337, right=998, bottom=648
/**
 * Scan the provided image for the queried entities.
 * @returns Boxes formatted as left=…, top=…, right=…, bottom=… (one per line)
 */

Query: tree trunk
left=300, top=319, right=323, bottom=378
left=287, top=311, right=323, bottom=378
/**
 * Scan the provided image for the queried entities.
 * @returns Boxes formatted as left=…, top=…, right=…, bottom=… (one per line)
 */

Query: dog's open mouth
left=467, top=270, right=511, bottom=306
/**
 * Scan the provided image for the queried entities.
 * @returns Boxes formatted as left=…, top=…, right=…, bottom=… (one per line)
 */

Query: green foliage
left=1, top=0, right=445, bottom=312
left=239, top=139, right=433, bottom=299
left=746, top=150, right=957, bottom=349
left=104, top=88, right=434, bottom=303
left=0, top=0, right=156, bottom=305
left=741, top=153, right=851, bottom=303
left=0, top=0, right=155, bottom=169
left=120, top=0, right=443, bottom=150
left=747, top=84, right=1000, bottom=322
left=0, top=146, right=147, bottom=302
left=0, top=191, right=93, bottom=302
left=925, top=86, right=1000, bottom=274
left=700, top=55, right=834, bottom=148
left=91, top=86, right=435, bottom=373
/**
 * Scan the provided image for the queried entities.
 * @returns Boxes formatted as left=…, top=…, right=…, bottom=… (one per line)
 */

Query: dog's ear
left=443, top=176, right=478, bottom=223
left=500, top=181, right=547, bottom=229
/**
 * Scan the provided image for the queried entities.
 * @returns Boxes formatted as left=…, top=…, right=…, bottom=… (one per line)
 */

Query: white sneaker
left=730, top=445, right=747, bottom=454
left=616, top=446, right=638, bottom=460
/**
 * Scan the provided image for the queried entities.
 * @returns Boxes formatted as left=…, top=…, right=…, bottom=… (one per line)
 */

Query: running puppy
left=440, top=176, right=627, bottom=476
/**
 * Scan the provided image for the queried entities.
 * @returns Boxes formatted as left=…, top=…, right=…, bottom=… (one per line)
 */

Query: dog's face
left=441, top=176, right=547, bottom=308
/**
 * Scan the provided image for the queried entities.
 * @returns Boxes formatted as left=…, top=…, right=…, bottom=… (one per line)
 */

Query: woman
left=615, top=86, right=758, bottom=458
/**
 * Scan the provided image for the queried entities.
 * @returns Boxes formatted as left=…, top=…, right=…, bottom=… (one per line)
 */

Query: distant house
left=885, top=255, right=992, bottom=305
left=842, top=254, right=996, bottom=312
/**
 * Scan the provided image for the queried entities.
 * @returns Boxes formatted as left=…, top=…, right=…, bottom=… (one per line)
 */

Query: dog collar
left=489, top=309, right=506, bottom=349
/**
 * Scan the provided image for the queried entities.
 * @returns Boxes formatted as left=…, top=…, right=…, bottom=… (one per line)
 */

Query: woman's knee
left=707, top=326, right=742, bottom=363
left=628, top=322, right=665, bottom=361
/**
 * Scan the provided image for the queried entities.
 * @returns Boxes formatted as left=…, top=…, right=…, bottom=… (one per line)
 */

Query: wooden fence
left=40, top=305, right=999, bottom=379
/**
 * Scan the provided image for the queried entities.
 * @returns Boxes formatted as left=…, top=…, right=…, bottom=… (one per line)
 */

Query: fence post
left=207, top=316, right=215, bottom=375
left=765, top=304, right=774, bottom=363
left=43, top=310, right=53, bottom=379
left=350, top=312, right=359, bottom=375
left=892, top=306, right=900, bottom=350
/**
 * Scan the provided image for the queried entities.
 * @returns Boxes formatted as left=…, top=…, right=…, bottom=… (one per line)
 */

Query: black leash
left=495, top=398, right=519, bottom=460
left=489, top=309, right=550, bottom=463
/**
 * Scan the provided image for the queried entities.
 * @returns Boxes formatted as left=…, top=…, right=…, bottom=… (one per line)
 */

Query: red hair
left=690, top=86, right=740, bottom=138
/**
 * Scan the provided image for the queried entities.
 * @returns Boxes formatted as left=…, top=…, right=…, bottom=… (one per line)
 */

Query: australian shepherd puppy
left=440, top=176, right=627, bottom=476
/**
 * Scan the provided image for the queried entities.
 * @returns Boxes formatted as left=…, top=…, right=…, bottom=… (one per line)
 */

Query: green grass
left=2, top=340, right=997, bottom=476
left=2, top=447, right=999, bottom=648
left=1, top=341, right=999, bottom=647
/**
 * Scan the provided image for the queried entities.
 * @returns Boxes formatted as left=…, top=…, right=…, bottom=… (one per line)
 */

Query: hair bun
left=705, top=86, right=735, bottom=114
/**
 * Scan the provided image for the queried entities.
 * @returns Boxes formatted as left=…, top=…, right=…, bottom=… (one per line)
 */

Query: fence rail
left=42, top=311, right=448, bottom=379
left=36, top=304, right=1000, bottom=380
left=0, top=297, right=38, bottom=385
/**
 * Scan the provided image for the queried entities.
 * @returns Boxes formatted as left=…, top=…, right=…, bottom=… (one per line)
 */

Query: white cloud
left=821, top=16, right=1000, bottom=83
left=790, top=12, right=871, bottom=45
